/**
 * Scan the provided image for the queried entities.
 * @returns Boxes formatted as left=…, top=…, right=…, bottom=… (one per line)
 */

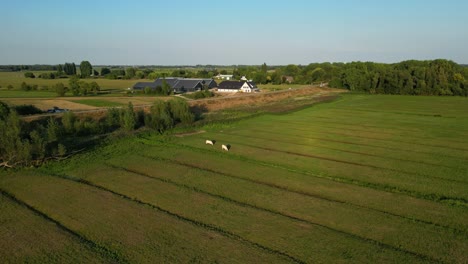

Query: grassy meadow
left=0, top=71, right=144, bottom=92
left=1, top=94, right=467, bottom=262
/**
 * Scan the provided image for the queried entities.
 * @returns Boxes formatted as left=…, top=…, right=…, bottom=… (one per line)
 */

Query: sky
left=1, top=0, right=467, bottom=65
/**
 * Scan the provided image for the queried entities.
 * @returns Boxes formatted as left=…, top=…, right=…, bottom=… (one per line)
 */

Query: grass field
left=0, top=71, right=145, bottom=91
left=70, top=99, right=125, bottom=107
left=1, top=94, right=467, bottom=262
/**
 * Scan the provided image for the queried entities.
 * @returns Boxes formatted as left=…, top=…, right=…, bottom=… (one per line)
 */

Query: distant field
left=1, top=94, right=467, bottom=262
left=0, top=71, right=145, bottom=90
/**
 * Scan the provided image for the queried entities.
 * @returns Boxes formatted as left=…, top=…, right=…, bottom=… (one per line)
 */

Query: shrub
left=24, top=72, right=35, bottom=78
left=13, top=105, right=43, bottom=115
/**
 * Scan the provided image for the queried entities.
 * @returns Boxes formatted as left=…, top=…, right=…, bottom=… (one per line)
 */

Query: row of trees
left=0, top=99, right=194, bottom=168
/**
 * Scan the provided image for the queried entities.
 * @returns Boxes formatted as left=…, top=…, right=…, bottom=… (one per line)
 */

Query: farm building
left=215, top=74, right=234, bottom=80
left=133, top=78, right=217, bottom=93
left=217, top=81, right=259, bottom=93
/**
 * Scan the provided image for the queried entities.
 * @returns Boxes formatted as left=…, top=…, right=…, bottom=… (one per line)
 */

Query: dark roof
left=218, top=81, right=243, bottom=89
left=133, top=77, right=217, bottom=91
left=173, top=79, right=202, bottom=89
left=218, top=81, right=257, bottom=89
left=133, top=82, right=159, bottom=89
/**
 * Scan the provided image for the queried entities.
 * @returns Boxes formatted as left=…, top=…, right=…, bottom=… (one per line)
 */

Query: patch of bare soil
left=189, top=86, right=345, bottom=112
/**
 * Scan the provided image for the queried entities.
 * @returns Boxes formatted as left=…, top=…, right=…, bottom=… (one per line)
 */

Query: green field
left=0, top=71, right=144, bottom=91
left=1, top=94, right=467, bottom=263
left=71, top=99, right=125, bottom=107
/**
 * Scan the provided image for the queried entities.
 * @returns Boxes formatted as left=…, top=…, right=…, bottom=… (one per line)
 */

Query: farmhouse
left=133, top=77, right=217, bottom=93
left=218, top=81, right=259, bottom=93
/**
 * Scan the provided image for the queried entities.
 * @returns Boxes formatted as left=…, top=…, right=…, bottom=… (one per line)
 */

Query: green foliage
left=122, top=102, right=136, bottom=131
left=12, top=104, right=43, bottom=115
left=144, top=100, right=172, bottom=133
left=54, top=82, right=67, bottom=97
left=38, top=72, right=56, bottom=79
left=100, top=67, right=111, bottom=76
left=125, top=67, right=136, bottom=79
left=63, top=63, right=76, bottom=75
left=7, top=84, right=13, bottom=90
left=61, top=111, right=76, bottom=134
left=46, top=118, right=59, bottom=143
left=69, top=76, right=80, bottom=95
left=24, top=72, right=35, bottom=78
left=0, top=101, right=10, bottom=120
left=184, top=90, right=214, bottom=99
left=80, top=61, right=93, bottom=78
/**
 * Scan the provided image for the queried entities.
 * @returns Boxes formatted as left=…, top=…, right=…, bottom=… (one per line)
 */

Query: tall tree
left=80, top=61, right=93, bottom=78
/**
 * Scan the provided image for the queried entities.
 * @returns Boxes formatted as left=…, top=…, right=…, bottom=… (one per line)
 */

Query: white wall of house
left=240, top=82, right=252, bottom=93
left=218, top=88, right=238, bottom=93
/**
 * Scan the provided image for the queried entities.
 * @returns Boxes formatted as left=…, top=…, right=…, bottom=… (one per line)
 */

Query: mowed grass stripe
left=137, top=153, right=468, bottom=236
left=231, top=118, right=468, bottom=161
left=215, top=130, right=468, bottom=182
left=271, top=119, right=468, bottom=147
left=134, top=142, right=468, bottom=233
left=0, top=192, right=113, bottom=263
left=72, top=177, right=305, bottom=264
left=239, top=118, right=468, bottom=155
left=171, top=138, right=468, bottom=204
left=225, top=127, right=464, bottom=171
left=71, top=162, right=439, bottom=263
left=0, top=172, right=292, bottom=263
left=298, top=115, right=468, bottom=138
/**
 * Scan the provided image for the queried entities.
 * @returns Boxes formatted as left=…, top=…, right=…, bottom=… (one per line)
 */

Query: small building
left=218, top=81, right=258, bottom=93
left=216, top=74, right=234, bottom=80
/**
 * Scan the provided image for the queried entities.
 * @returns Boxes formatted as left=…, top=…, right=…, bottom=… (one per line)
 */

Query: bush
left=24, top=72, right=35, bottom=78
left=13, top=105, right=43, bottom=115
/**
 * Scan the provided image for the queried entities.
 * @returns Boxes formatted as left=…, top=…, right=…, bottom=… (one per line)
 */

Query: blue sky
left=1, top=0, right=467, bottom=65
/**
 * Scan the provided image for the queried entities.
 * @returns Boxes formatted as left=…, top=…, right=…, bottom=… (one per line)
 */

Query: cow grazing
left=222, top=144, right=230, bottom=151
left=206, top=140, right=215, bottom=145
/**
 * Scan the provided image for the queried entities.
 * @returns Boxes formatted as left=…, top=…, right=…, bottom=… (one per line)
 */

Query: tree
left=100, top=67, right=111, bottom=76
left=54, top=82, right=67, bottom=97
left=69, top=76, right=80, bottom=95
left=144, top=100, right=172, bottom=133
left=21, top=82, right=30, bottom=91
left=80, top=61, right=93, bottom=78
left=89, top=81, right=100, bottom=95
left=24, top=72, right=35, bottom=78
left=126, top=67, right=136, bottom=79
left=122, top=102, right=136, bottom=131
left=7, top=84, right=13, bottom=90
left=63, top=62, right=77, bottom=75
left=261, top=62, right=267, bottom=73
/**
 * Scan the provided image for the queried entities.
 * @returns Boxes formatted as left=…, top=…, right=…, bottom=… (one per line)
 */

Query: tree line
left=0, top=98, right=194, bottom=168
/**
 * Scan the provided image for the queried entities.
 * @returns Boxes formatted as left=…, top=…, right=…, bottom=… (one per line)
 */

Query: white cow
left=222, top=144, right=229, bottom=151
left=206, top=140, right=214, bottom=145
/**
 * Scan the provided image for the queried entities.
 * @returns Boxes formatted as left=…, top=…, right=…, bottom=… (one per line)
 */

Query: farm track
left=46, top=172, right=305, bottom=264
left=103, top=162, right=441, bottom=263
left=219, top=129, right=468, bottom=173
left=209, top=132, right=468, bottom=185
left=155, top=142, right=468, bottom=207
left=274, top=119, right=468, bottom=146
left=0, top=188, right=125, bottom=263
left=137, top=153, right=468, bottom=236
left=246, top=125, right=468, bottom=161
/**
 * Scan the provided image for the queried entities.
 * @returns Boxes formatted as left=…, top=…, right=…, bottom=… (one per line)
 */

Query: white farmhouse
left=217, top=81, right=259, bottom=93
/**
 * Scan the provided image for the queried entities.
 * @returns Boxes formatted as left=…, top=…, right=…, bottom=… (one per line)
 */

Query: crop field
left=0, top=94, right=467, bottom=262
left=0, top=72, right=145, bottom=91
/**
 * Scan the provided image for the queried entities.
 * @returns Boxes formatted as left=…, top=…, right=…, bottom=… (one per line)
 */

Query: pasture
left=1, top=94, right=467, bottom=263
